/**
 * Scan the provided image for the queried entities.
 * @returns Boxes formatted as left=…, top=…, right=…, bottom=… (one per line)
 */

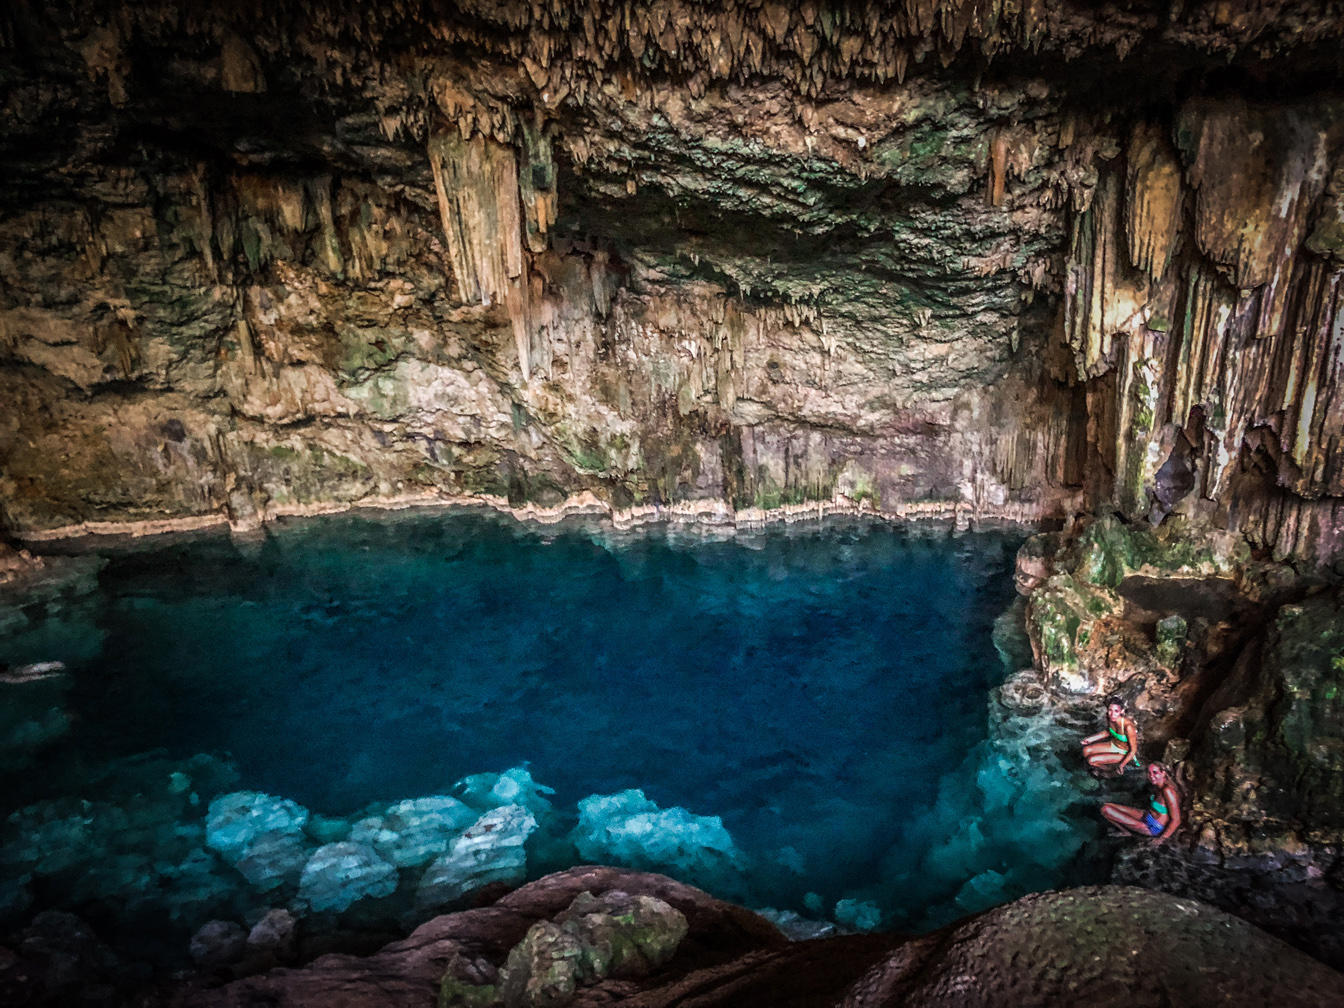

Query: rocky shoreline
left=9, top=490, right=1063, bottom=544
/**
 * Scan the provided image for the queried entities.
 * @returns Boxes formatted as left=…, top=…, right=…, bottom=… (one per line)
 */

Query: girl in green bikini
left=1101, top=761, right=1182, bottom=844
left=1080, top=696, right=1140, bottom=773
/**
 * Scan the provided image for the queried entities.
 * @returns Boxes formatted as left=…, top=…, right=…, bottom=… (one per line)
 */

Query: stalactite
left=305, top=177, right=344, bottom=276
left=37, top=0, right=1325, bottom=122
left=219, top=31, right=266, bottom=93
left=1063, top=172, right=1150, bottom=379
left=518, top=116, right=558, bottom=254
left=428, top=130, right=532, bottom=381
left=1169, top=261, right=1233, bottom=441
left=1124, top=122, right=1182, bottom=281
left=987, top=129, right=1008, bottom=207
left=1178, top=100, right=1339, bottom=336
left=1261, top=260, right=1344, bottom=495
left=1056, top=96, right=1344, bottom=555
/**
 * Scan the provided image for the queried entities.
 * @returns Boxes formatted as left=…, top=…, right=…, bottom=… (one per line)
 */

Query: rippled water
left=0, top=510, right=1100, bottom=966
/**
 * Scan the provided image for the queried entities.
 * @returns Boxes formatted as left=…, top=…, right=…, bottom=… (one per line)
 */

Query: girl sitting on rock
left=1101, top=761, right=1182, bottom=845
left=1080, top=696, right=1141, bottom=774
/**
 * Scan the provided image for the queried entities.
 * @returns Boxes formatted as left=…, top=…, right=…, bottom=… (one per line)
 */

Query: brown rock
left=845, top=887, right=1344, bottom=1008
left=175, top=876, right=1344, bottom=1008
left=176, top=867, right=785, bottom=1008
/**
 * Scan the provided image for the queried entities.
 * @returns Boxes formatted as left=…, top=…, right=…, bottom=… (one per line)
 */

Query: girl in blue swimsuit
left=1101, top=762, right=1181, bottom=844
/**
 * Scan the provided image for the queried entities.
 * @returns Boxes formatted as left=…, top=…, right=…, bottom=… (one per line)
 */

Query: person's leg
left=1084, top=742, right=1125, bottom=768
left=1085, top=752, right=1123, bottom=768
left=1101, top=803, right=1149, bottom=834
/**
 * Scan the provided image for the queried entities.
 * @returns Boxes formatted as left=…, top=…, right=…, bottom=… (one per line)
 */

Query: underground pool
left=0, top=510, right=1103, bottom=967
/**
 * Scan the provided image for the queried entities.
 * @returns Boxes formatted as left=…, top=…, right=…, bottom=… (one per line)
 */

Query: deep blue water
left=1, top=510, right=1087, bottom=954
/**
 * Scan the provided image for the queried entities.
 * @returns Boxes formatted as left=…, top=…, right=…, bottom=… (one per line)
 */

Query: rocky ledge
left=1008, top=512, right=1344, bottom=970
left=134, top=867, right=1344, bottom=1008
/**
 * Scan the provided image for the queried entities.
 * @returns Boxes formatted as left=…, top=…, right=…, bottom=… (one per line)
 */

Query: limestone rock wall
left=0, top=1, right=1342, bottom=562
left=1062, top=101, right=1344, bottom=565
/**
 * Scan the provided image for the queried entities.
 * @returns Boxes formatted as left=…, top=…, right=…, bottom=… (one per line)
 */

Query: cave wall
left=1, top=0, right=1342, bottom=562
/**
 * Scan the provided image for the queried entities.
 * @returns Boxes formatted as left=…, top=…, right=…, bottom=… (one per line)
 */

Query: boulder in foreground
left=175, top=870, right=1344, bottom=1008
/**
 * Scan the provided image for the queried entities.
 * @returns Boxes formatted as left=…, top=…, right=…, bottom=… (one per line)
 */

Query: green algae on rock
left=488, top=890, right=688, bottom=1008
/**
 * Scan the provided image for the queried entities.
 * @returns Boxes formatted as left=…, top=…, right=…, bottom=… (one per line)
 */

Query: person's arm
left=1152, top=785, right=1181, bottom=845
left=1081, top=730, right=1107, bottom=745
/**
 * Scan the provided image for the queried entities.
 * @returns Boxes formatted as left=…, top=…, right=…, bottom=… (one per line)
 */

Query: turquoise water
left=0, top=511, right=1096, bottom=965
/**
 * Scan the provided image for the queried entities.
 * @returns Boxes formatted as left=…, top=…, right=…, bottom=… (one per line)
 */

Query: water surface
left=2, top=511, right=1093, bottom=957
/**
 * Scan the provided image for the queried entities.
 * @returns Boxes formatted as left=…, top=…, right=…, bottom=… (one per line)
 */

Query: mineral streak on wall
left=1, top=1, right=1343, bottom=563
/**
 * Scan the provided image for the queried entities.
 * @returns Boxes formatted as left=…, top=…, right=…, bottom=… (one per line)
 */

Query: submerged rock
left=418, top=805, right=537, bottom=910
left=304, top=814, right=351, bottom=845
left=457, top=767, right=556, bottom=819
left=0, top=661, right=65, bottom=684
left=206, top=792, right=310, bottom=863
left=570, top=790, right=740, bottom=888
left=0, top=753, right=242, bottom=944
left=0, top=556, right=109, bottom=671
left=160, top=848, right=239, bottom=925
left=296, top=842, right=398, bottom=914
left=12, top=910, right=122, bottom=1004
left=233, top=830, right=310, bottom=892
left=1, top=800, right=108, bottom=877
left=205, top=792, right=313, bottom=895
left=833, top=898, right=883, bottom=933
left=350, top=796, right=477, bottom=869
left=752, top=907, right=839, bottom=941
left=0, top=542, right=43, bottom=585
left=0, top=668, right=72, bottom=775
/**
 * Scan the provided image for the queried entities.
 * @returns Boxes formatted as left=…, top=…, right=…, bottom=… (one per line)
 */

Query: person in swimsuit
left=1100, top=761, right=1182, bottom=845
left=1080, top=695, right=1140, bottom=773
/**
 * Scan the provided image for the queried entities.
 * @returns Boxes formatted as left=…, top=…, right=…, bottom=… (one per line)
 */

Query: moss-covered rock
left=1026, top=573, right=1122, bottom=693
left=487, top=889, right=689, bottom=1008
left=1075, top=515, right=1243, bottom=589
left=1117, top=591, right=1344, bottom=968
left=1207, top=595, right=1344, bottom=827
left=1156, top=614, right=1188, bottom=669
left=439, top=976, right=499, bottom=1008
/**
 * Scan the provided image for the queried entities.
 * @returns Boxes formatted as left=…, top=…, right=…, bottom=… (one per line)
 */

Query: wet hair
left=1106, top=695, right=1125, bottom=708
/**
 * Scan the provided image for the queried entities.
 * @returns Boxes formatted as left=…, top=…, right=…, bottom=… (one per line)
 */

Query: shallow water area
left=0, top=510, right=1097, bottom=968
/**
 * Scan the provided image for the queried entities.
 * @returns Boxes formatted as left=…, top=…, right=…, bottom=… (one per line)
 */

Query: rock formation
left=0, top=0, right=1341, bottom=563
left=163, top=867, right=1344, bottom=1008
